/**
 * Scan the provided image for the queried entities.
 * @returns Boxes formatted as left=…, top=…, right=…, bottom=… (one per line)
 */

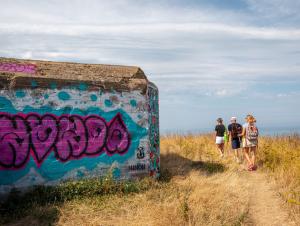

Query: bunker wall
left=0, top=59, right=159, bottom=195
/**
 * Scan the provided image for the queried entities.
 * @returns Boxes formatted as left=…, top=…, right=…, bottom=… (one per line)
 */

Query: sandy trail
left=172, top=160, right=297, bottom=226
left=242, top=172, right=296, bottom=226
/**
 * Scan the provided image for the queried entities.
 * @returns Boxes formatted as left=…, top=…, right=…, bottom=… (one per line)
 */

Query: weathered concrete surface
left=0, top=57, right=148, bottom=93
left=0, top=57, right=159, bottom=196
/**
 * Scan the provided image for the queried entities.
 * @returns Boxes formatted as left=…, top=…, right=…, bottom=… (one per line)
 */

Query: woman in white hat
left=228, top=116, right=242, bottom=163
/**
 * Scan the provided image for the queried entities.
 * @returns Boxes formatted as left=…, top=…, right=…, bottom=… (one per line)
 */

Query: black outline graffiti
left=0, top=114, right=31, bottom=168
left=0, top=112, right=131, bottom=169
left=106, top=114, right=131, bottom=154
left=128, top=163, right=146, bottom=171
left=26, top=113, right=58, bottom=164
left=136, top=147, right=145, bottom=159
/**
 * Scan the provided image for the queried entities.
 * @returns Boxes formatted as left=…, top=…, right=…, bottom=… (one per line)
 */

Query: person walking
left=228, top=117, right=242, bottom=163
left=241, top=115, right=259, bottom=171
left=215, top=118, right=226, bottom=158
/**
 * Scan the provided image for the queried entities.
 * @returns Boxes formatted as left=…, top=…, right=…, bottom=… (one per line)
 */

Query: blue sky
left=0, top=0, right=300, bottom=134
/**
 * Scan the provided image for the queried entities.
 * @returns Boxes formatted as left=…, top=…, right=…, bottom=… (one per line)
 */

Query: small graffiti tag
left=0, top=63, right=37, bottom=74
left=136, top=146, right=145, bottom=159
left=129, top=163, right=146, bottom=171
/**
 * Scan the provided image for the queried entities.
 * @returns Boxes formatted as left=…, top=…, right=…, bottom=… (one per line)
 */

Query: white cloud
left=1, top=22, right=300, bottom=40
left=21, top=51, right=33, bottom=59
left=0, top=0, right=299, bottom=130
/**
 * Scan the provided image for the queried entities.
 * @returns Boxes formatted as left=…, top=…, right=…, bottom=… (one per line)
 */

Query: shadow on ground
left=0, top=153, right=226, bottom=225
left=0, top=188, right=61, bottom=226
left=159, top=153, right=226, bottom=182
left=0, top=174, right=155, bottom=226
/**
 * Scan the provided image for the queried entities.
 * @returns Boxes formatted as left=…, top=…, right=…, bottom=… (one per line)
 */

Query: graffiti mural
left=148, top=83, right=160, bottom=178
left=0, top=63, right=36, bottom=74
left=0, top=59, right=159, bottom=195
left=0, top=84, right=151, bottom=194
left=0, top=113, right=130, bottom=169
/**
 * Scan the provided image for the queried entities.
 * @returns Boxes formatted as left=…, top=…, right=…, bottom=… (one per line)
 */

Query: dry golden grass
left=256, top=134, right=300, bottom=216
left=56, top=134, right=252, bottom=226
left=4, top=134, right=300, bottom=226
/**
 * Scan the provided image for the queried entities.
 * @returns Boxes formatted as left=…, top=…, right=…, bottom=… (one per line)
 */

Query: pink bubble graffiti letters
left=0, top=113, right=131, bottom=169
left=0, top=63, right=37, bottom=74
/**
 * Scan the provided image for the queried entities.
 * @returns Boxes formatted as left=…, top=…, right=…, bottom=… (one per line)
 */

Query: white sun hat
left=230, top=116, right=237, bottom=121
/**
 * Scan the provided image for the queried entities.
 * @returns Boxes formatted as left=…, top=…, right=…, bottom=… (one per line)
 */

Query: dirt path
left=238, top=171, right=296, bottom=226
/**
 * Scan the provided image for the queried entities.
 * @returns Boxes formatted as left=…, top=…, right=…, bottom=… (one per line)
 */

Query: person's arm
left=257, top=127, right=259, bottom=148
left=241, top=127, right=246, bottom=137
left=214, top=126, right=217, bottom=139
left=228, top=125, right=232, bottom=140
left=238, top=124, right=243, bottom=137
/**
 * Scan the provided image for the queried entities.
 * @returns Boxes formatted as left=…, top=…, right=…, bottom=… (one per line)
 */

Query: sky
left=0, top=0, right=300, bottom=134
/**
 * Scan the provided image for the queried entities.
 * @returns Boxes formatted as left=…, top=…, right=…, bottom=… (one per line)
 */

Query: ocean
left=161, top=127, right=300, bottom=136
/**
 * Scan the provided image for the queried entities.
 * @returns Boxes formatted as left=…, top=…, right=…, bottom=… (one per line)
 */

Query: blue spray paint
left=0, top=96, right=147, bottom=184
left=130, top=99, right=137, bottom=107
left=15, top=90, right=26, bottom=98
left=105, top=99, right=113, bottom=107
left=50, top=82, right=57, bottom=90
left=58, top=91, right=71, bottom=101
left=90, top=94, right=97, bottom=101
left=78, top=83, right=88, bottom=91
left=31, top=80, right=38, bottom=88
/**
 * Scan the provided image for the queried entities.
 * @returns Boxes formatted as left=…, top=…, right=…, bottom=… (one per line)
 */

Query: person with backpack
left=228, top=117, right=242, bottom=163
left=215, top=118, right=226, bottom=158
left=241, top=115, right=259, bottom=171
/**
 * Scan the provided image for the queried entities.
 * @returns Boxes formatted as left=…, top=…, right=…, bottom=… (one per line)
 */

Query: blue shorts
left=231, top=138, right=240, bottom=149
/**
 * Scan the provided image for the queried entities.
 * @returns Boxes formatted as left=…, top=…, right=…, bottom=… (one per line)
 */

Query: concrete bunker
left=0, top=57, right=159, bottom=195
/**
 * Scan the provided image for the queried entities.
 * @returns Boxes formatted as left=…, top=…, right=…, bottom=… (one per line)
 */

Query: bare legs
left=217, top=143, right=224, bottom=157
left=250, top=146, right=257, bottom=167
left=243, top=146, right=257, bottom=170
left=233, top=149, right=240, bottom=163
left=244, top=147, right=250, bottom=165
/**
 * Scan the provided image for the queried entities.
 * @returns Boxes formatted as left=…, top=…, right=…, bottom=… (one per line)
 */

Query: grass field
left=1, top=134, right=299, bottom=226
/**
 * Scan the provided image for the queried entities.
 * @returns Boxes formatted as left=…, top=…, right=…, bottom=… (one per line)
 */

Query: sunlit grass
left=1, top=133, right=299, bottom=226
left=256, top=134, right=300, bottom=213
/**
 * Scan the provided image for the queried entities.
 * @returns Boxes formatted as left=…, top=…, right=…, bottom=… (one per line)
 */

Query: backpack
left=246, top=124, right=259, bottom=141
left=231, top=123, right=242, bottom=138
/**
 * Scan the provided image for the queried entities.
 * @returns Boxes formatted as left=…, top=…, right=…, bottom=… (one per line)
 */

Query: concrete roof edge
left=0, top=57, right=149, bottom=94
